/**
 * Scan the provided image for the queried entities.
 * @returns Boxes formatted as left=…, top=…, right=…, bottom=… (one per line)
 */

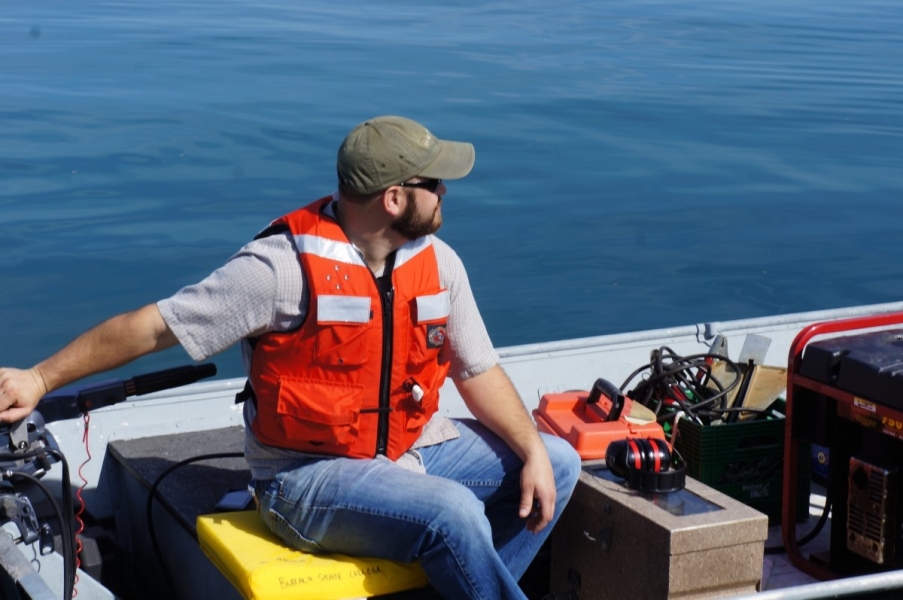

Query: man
left=0, top=116, right=581, bottom=599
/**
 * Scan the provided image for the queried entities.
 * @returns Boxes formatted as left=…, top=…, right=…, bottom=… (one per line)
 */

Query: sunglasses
left=398, top=178, right=442, bottom=193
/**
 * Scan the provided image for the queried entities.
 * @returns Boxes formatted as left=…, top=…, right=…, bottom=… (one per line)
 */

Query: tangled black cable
left=620, top=346, right=756, bottom=425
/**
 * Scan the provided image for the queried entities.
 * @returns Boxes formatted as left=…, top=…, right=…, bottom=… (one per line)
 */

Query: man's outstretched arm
left=455, top=363, right=556, bottom=533
left=0, top=303, right=178, bottom=423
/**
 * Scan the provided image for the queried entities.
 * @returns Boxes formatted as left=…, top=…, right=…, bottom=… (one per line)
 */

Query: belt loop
left=248, top=482, right=261, bottom=509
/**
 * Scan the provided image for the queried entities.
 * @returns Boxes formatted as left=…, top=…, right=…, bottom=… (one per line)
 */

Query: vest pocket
left=403, top=364, right=450, bottom=432
left=408, top=321, right=447, bottom=368
left=409, top=291, right=449, bottom=367
left=314, top=324, right=371, bottom=367
left=275, top=377, right=363, bottom=446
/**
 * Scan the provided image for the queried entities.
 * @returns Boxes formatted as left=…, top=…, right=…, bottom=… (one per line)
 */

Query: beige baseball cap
left=337, top=116, right=475, bottom=195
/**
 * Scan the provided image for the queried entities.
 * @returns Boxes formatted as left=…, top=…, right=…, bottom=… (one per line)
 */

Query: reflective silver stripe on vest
left=318, top=295, right=371, bottom=323
left=295, top=233, right=433, bottom=269
left=294, top=234, right=366, bottom=266
left=416, top=290, right=450, bottom=323
left=395, top=236, right=433, bottom=269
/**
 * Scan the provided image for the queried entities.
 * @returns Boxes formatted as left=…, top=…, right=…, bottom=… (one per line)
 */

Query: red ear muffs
left=608, top=437, right=671, bottom=477
left=606, top=437, right=685, bottom=493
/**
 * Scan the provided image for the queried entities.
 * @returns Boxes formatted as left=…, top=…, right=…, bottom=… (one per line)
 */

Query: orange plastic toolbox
left=533, top=378, right=665, bottom=459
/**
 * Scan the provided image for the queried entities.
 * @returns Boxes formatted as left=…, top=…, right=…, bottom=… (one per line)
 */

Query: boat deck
left=106, top=425, right=837, bottom=599
left=761, top=488, right=831, bottom=592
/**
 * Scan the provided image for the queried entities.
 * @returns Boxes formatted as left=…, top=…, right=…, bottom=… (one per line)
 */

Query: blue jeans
left=254, top=418, right=581, bottom=600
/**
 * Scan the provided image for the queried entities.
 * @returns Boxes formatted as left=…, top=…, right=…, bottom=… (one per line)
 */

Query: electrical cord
left=0, top=447, right=76, bottom=600
left=45, top=448, right=77, bottom=600
left=620, top=347, right=754, bottom=425
left=764, top=495, right=832, bottom=555
left=146, top=451, right=245, bottom=600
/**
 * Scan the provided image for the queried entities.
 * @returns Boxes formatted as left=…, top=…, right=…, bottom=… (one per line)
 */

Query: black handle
left=37, top=363, right=218, bottom=421
left=126, top=363, right=218, bottom=397
left=586, top=378, right=625, bottom=422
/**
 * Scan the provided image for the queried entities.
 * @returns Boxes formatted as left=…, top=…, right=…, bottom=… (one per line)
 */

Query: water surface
left=2, top=0, right=902, bottom=381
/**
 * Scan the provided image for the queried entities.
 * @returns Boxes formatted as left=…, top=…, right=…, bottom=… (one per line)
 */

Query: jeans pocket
left=266, top=507, right=327, bottom=554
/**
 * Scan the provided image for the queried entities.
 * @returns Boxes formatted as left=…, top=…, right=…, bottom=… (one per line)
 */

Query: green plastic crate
left=672, top=401, right=810, bottom=524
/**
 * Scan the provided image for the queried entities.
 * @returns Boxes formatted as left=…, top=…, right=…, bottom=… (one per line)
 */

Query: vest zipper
left=373, top=252, right=397, bottom=457
left=375, top=285, right=393, bottom=456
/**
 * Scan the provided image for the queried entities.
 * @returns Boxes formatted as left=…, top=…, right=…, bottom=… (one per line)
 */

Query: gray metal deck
left=105, top=425, right=841, bottom=599
left=762, top=490, right=831, bottom=592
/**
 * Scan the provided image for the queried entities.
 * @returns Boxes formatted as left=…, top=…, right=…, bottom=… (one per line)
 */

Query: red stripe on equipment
left=651, top=438, right=662, bottom=472
left=628, top=439, right=642, bottom=470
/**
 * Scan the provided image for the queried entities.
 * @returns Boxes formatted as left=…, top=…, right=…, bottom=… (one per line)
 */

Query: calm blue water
left=2, top=0, right=903, bottom=383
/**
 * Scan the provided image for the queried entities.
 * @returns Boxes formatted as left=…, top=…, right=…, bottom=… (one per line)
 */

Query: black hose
left=0, top=448, right=76, bottom=600
left=146, top=451, right=245, bottom=600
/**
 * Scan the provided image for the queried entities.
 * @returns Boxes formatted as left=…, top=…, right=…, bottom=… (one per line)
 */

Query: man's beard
left=391, top=196, right=442, bottom=239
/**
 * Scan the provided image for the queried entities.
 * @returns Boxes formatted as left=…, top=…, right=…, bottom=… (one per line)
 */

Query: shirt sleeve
left=157, top=229, right=494, bottom=379
left=157, top=232, right=306, bottom=361
left=432, top=237, right=499, bottom=381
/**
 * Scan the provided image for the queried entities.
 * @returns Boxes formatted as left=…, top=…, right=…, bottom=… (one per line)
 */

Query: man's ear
left=382, top=186, right=405, bottom=218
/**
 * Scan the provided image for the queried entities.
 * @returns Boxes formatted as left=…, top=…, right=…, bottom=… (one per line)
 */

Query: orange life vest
left=248, top=197, right=451, bottom=460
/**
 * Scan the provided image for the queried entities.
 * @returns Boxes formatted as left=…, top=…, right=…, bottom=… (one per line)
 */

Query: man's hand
left=455, top=364, right=560, bottom=533
left=519, top=451, right=558, bottom=533
left=0, top=304, right=178, bottom=425
left=0, top=367, right=48, bottom=423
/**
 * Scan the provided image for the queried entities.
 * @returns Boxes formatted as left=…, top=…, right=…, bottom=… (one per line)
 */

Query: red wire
left=73, top=412, right=93, bottom=597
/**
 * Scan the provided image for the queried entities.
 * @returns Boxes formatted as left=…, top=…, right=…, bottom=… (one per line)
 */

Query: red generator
left=783, top=311, right=903, bottom=579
